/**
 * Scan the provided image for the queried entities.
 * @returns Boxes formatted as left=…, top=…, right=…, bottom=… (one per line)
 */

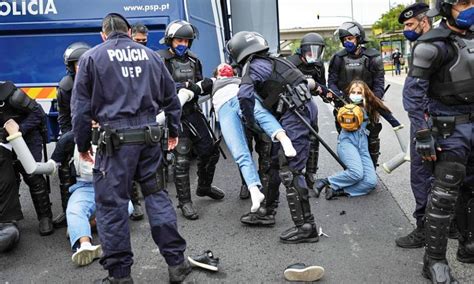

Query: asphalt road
left=1, top=75, right=473, bottom=283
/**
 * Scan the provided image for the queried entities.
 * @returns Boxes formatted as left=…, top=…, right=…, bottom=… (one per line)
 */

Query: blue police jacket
left=403, top=22, right=474, bottom=132
left=71, top=32, right=181, bottom=152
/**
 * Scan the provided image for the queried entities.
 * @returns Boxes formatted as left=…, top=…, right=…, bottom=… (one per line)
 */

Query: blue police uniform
left=71, top=31, right=186, bottom=279
left=407, top=21, right=474, bottom=276
left=238, top=56, right=319, bottom=243
left=286, top=54, right=325, bottom=190
left=328, top=46, right=385, bottom=167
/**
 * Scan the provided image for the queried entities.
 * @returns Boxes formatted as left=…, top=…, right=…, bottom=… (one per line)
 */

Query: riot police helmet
left=63, top=42, right=91, bottom=72
left=160, top=20, right=199, bottom=48
left=299, top=33, right=325, bottom=64
left=226, top=31, right=269, bottom=64
left=427, top=0, right=473, bottom=31
left=335, top=21, right=368, bottom=44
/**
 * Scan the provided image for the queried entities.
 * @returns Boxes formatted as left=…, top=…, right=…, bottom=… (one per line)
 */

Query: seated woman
left=211, top=63, right=296, bottom=212
left=315, top=80, right=401, bottom=200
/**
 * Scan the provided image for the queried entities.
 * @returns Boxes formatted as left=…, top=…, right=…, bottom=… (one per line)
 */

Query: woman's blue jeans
left=218, top=97, right=282, bottom=189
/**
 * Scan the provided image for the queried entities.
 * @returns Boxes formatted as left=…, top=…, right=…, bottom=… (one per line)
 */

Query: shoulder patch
left=58, top=75, right=74, bottom=92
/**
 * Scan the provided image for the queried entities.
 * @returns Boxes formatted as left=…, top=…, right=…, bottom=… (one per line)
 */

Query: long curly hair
left=346, top=80, right=391, bottom=124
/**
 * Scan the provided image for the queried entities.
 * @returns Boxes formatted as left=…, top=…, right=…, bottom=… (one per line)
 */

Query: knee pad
left=279, top=167, right=294, bottom=187
left=430, top=161, right=465, bottom=212
left=175, top=154, right=190, bottom=175
left=175, top=138, right=192, bottom=156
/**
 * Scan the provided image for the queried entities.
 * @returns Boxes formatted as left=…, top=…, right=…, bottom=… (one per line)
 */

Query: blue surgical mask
left=343, top=41, right=357, bottom=54
left=174, top=45, right=188, bottom=57
left=403, top=30, right=422, bottom=42
left=349, top=93, right=363, bottom=104
left=455, top=7, right=474, bottom=30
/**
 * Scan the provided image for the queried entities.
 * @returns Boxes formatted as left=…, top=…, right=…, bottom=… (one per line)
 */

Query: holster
left=430, top=114, right=474, bottom=139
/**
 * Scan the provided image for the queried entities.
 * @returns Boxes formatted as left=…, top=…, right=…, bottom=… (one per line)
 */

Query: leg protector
left=305, top=124, right=320, bottom=190
left=58, top=161, right=75, bottom=212
left=197, top=145, right=220, bottom=189
left=425, top=160, right=465, bottom=260
left=367, top=122, right=382, bottom=168
left=255, top=134, right=276, bottom=212
left=174, top=138, right=192, bottom=204
left=23, top=174, right=53, bottom=220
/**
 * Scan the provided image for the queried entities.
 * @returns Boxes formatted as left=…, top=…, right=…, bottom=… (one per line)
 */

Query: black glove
left=186, top=81, right=202, bottom=99
left=200, top=78, right=213, bottom=95
left=239, top=99, right=256, bottom=128
left=415, top=129, right=437, bottom=161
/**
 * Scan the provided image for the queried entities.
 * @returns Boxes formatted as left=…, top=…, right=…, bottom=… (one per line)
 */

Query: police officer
left=72, top=13, right=191, bottom=283
left=157, top=20, right=224, bottom=220
left=0, top=81, right=54, bottom=236
left=286, top=32, right=327, bottom=191
left=52, top=42, right=91, bottom=228
left=328, top=21, right=385, bottom=167
left=395, top=3, right=433, bottom=249
left=227, top=31, right=319, bottom=243
left=131, top=23, right=148, bottom=46
left=406, top=1, right=474, bottom=282
left=0, top=82, right=25, bottom=252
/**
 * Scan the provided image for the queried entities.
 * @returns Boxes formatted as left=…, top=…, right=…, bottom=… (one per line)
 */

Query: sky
left=278, top=0, right=416, bottom=29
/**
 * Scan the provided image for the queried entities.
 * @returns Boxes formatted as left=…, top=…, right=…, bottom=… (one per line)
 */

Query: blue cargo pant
left=93, top=142, right=186, bottom=278
left=409, top=124, right=433, bottom=226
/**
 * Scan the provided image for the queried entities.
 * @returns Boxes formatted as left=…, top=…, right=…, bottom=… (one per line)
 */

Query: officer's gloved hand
left=239, top=100, right=256, bottom=128
left=186, top=81, right=202, bottom=100
left=200, top=78, right=214, bottom=95
left=415, top=129, right=438, bottom=162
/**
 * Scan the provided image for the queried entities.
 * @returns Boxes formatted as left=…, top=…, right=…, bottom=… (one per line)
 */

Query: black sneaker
left=325, top=187, right=348, bottom=200
left=93, top=276, right=134, bottom=284
left=196, top=186, right=225, bottom=200
left=313, top=178, right=329, bottom=198
left=240, top=210, right=276, bottom=226
left=239, top=184, right=250, bottom=200
left=178, top=202, right=199, bottom=220
left=284, top=263, right=325, bottom=282
left=422, top=255, right=458, bottom=284
left=52, top=212, right=67, bottom=228
left=169, top=259, right=192, bottom=283
left=188, top=250, right=219, bottom=272
left=395, top=226, right=425, bottom=248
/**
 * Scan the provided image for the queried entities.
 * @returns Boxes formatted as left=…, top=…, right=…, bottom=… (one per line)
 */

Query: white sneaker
left=284, top=263, right=325, bottom=282
left=71, top=244, right=102, bottom=266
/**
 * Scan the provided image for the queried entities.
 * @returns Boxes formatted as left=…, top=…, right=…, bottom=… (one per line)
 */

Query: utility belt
left=93, top=124, right=164, bottom=156
left=430, top=113, right=474, bottom=139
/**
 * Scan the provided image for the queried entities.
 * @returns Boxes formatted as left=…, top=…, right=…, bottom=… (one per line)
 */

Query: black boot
left=395, top=225, right=426, bottom=248
left=52, top=212, right=67, bottom=229
left=279, top=222, right=319, bottom=244
left=196, top=185, right=225, bottom=200
left=94, top=276, right=134, bottom=284
left=422, top=254, right=458, bottom=284
left=456, top=241, right=474, bottom=263
left=456, top=198, right=474, bottom=263
left=130, top=183, right=144, bottom=221
left=25, top=174, right=54, bottom=236
left=168, top=259, right=192, bottom=283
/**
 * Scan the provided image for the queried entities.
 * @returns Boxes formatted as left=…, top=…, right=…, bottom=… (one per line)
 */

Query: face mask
left=403, top=22, right=424, bottom=42
left=138, top=41, right=147, bottom=46
left=305, top=55, right=317, bottom=64
left=174, top=45, right=188, bottom=57
left=343, top=41, right=357, bottom=54
left=349, top=93, right=363, bottom=104
left=455, top=7, right=474, bottom=29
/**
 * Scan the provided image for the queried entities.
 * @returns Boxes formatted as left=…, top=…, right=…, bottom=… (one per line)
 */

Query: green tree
left=372, top=4, right=406, bottom=33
